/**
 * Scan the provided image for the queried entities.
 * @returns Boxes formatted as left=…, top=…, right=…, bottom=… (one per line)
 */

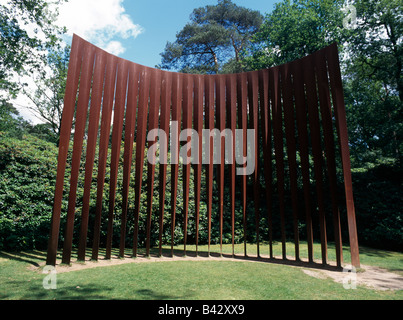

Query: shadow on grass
left=174, top=250, right=343, bottom=272
left=4, top=243, right=403, bottom=275
left=0, top=250, right=47, bottom=267
left=2, top=245, right=344, bottom=272
left=358, top=246, right=401, bottom=258
left=134, top=289, right=192, bottom=300
left=1, top=280, right=113, bottom=300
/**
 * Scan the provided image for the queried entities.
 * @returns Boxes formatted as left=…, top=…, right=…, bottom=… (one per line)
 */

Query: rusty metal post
left=292, top=61, right=314, bottom=263
left=270, top=66, right=287, bottom=260
left=158, top=71, right=172, bottom=257
left=61, top=42, right=95, bottom=265
left=145, top=69, right=162, bottom=257
left=216, top=74, right=226, bottom=256
left=326, top=44, right=360, bottom=268
left=280, top=63, right=300, bottom=261
left=77, top=50, right=107, bottom=261
left=132, top=68, right=151, bottom=257
left=236, top=72, right=248, bottom=257
left=119, top=63, right=140, bottom=258
left=46, top=35, right=83, bottom=266
left=105, top=59, right=129, bottom=260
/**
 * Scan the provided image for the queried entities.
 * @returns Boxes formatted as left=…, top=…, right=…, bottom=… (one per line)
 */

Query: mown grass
left=0, top=242, right=402, bottom=300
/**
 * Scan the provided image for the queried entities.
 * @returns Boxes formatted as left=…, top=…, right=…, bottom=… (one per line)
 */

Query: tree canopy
left=243, top=0, right=346, bottom=69
left=242, top=0, right=402, bottom=167
left=0, top=0, right=65, bottom=99
left=159, top=0, right=263, bottom=73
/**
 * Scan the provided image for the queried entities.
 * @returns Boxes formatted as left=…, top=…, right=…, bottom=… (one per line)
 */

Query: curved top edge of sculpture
left=71, top=33, right=339, bottom=77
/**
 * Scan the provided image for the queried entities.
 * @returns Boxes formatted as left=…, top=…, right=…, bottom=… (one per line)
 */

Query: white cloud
left=6, top=0, right=143, bottom=124
left=103, top=40, right=126, bottom=56
left=55, top=0, right=143, bottom=55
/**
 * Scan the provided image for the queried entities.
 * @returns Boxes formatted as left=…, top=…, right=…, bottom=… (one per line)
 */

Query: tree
left=348, top=0, right=402, bottom=102
left=343, top=0, right=402, bottom=164
left=159, top=0, right=263, bottom=74
left=23, top=45, right=70, bottom=137
left=0, top=0, right=66, bottom=99
left=244, top=0, right=402, bottom=166
left=243, top=0, right=346, bottom=70
left=0, top=98, right=30, bottom=138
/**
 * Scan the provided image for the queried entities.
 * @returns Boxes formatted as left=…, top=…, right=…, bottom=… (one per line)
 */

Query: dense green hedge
left=351, top=164, right=403, bottom=251
left=0, top=133, right=60, bottom=250
left=0, top=132, right=401, bottom=252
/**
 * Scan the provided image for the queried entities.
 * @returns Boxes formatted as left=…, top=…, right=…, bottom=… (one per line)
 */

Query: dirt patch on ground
left=302, top=265, right=403, bottom=291
left=32, top=253, right=403, bottom=291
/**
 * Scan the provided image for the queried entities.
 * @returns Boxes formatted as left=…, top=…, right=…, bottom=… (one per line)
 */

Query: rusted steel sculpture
left=46, top=34, right=360, bottom=268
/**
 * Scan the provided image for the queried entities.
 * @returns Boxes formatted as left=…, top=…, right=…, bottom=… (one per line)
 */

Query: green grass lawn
left=0, top=242, right=402, bottom=300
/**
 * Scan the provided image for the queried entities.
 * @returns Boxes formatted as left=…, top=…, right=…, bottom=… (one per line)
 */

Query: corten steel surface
left=46, top=34, right=360, bottom=268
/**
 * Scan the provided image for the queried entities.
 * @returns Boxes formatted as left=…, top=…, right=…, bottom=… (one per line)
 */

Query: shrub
left=0, top=133, right=61, bottom=250
left=351, top=162, right=403, bottom=251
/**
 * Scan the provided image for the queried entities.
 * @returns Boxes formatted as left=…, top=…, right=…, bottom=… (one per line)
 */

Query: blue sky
left=57, top=0, right=279, bottom=68
left=17, top=0, right=279, bottom=123
left=120, top=0, right=278, bottom=68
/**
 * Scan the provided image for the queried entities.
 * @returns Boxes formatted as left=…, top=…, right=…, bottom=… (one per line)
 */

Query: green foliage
left=0, top=99, right=31, bottom=139
left=348, top=0, right=403, bottom=102
left=244, top=0, right=402, bottom=166
left=351, top=162, right=403, bottom=251
left=0, top=0, right=66, bottom=99
left=0, top=133, right=60, bottom=250
left=243, top=0, right=346, bottom=69
left=23, top=45, right=70, bottom=137
left=344, top=76, right=402, bottom=166
left=343, top=0, right=402, bottom=164
left=0, top=97, right=61, bottom=142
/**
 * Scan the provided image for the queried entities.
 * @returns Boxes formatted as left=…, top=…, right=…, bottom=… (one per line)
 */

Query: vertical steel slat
left=105, top=59, right=129, bottom=259
left=91, top=54, right=118, bottom=261
left=258, top=69, right=273, bottom=258
left=182, top=74, right=192, bottom=256
left=304, top=54, right=328, bottom=265
left=62, top=42, right=95, bottom=265
left=236, top=72, right=248, bottom=257
left=133, top=67, right=151, bottom=257
left=158, top=71, right=172, bottom=256
left=226, top=74, right=237, bottom=257
left=292, top=61, right=314, bottom=263
left=315, top=50, right=343, bottom=267
left=270, top=66, right=287, bottom=260
left=169, top=72, right=182, bottom=256
left=247, top=71, right=261, bottom=257
left=216, top=74, right=226, bottom=256
left=46, top=35, right=84, bottom=266
left=119, top=63, right=140, bottom=258
left=325, top=44, right=360, bottom=268
left=77, top=49, right=107, bottom=261
left=145, top=69, right=162, bottom=257
left=280, top=63, right=300, bottom=261
left=204, top=75, right=214, bottom=255
left=193, top=75, right=203, bottom=254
